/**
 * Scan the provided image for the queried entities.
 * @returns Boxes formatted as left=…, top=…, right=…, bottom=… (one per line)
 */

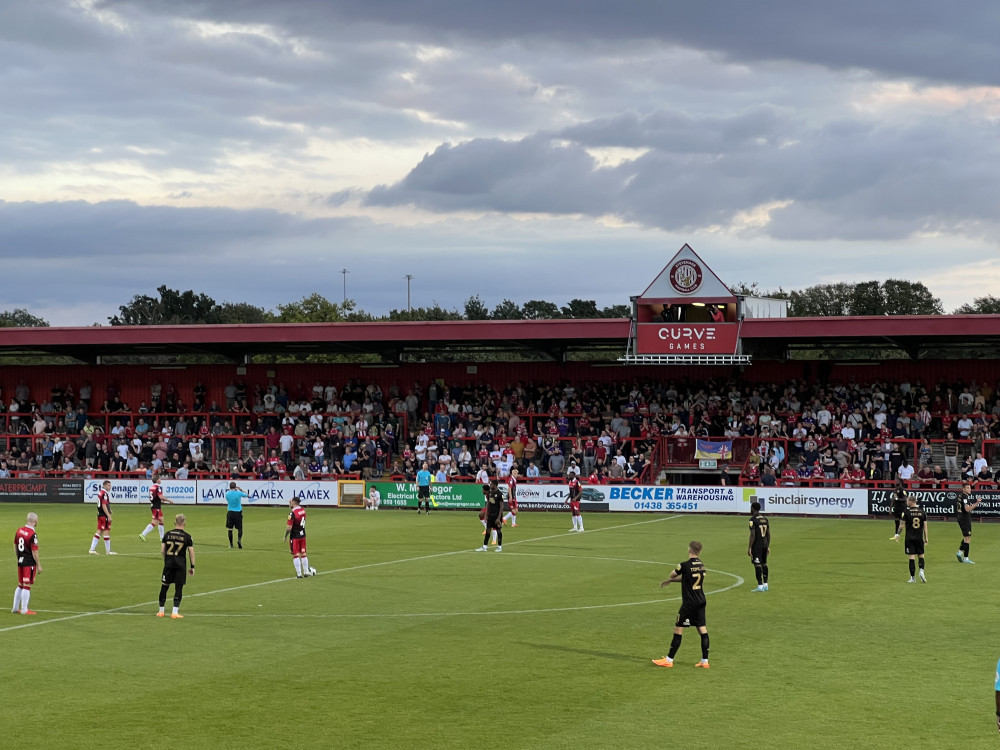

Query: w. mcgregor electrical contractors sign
left=745, top=487, right=868, bottom=516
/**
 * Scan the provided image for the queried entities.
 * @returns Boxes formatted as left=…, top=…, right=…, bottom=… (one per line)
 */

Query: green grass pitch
left=1, top=504, right=998, bottom=749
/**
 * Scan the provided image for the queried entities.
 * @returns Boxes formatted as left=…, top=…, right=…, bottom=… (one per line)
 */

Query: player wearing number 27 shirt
left=13, top=512, right=42, bottom=615
left=653, top=540, right=710, bottom=669
left=284, top=496, right=314, bottom=578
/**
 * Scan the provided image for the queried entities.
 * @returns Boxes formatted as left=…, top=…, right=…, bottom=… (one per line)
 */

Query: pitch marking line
left=32, top=562, right=744, bottom=619
left=0, top=515, right=685, bottom=633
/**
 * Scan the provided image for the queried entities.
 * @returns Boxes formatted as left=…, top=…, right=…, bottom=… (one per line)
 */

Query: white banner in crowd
left=84, top=479, right=198, bottom=505
left=743, top=487, right=868, bottom=516
left=196, top=479, right=340, bottom=507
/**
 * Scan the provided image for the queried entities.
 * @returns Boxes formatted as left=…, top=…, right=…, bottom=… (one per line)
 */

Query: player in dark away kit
left=653, top=541, right=710, bottom=669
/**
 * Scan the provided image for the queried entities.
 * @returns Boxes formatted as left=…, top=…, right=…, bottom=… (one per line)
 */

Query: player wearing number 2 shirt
left=653, top=541, right=710, bottom=669
left=284, top=496, right=314, bottom=578
left=13, top=512, right=41, bottom=615
left=89, top=479, right=117, bottom=555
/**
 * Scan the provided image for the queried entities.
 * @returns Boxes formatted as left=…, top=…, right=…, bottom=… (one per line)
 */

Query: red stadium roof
left=0, top=315, right=997, bottom=362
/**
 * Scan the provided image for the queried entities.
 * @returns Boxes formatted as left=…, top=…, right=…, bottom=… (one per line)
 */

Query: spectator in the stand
left=761, top=465, right=776, bottom=486
left=974, top=452, right=988, bottom=476
left=915, top=463, right=935, bottom=487
left=897, top=459, right=914, bottom=483
left=547, top=443, right=564, bottom=477
left=525, top=461, right=539, bottom=479
left=942, top=432, right=960, bottom=476
left=960, top=455, right=975, bottom=480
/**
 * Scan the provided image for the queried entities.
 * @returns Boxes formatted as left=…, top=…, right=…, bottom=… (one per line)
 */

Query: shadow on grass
left=521, top=641, right=636, bottom=662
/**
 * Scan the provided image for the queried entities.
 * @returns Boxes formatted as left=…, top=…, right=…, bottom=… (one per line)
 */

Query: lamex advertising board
left=369, top=481, right=485, bottom=509
left=84, top=479, right=198, bottom=505
left=743, top=487, right=868, bottom=516
left=869, top=489, right=1000, bottom=518
left=587, top=485, right=748, bottom=514
left=197, top=479, right=340, bottom=507
left=503, top=482, right=609, bottom=512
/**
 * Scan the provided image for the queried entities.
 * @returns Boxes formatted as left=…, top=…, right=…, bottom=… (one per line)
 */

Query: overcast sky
left=3, top=0, right=1000, bottom=325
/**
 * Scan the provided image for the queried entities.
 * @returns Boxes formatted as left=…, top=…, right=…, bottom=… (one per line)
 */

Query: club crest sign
left=669, top=259, right=703, bottom=294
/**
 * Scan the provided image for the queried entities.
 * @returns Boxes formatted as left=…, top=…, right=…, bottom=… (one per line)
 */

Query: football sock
left=491, top=530, right=498, bottom=544
left=158, top=525, right=165, bottom=541
left=159, top=584, right=169, bottom=607
left=754, top=567, right=763, bottom=585
left=908, top=559, right=916, bottom=576
left=228, top=530, right=234, bottom=547
left=700, top=632, right=710, bottom=660
left=761, top=565, right=769, bottom=584
left=158, top=606, right=165, bottom=615
left=964, top=542, right=970, bottom=558
left=667, top=633, right=682, bottom=659
left=293, top=558, right=303, bottom=576
left=301, top=556, right=310, bottom=572
left=172, top=606, right=180, bottom=616
left=918, top=557, right=925, bottom=570
left=480, top=519, right=487, bottom=529
left=104, top=536, right=111, bottom=553
left=173, top=583, right=184, bottom=608
left=90, top=534, right=100, bottom=553
left=12, top=587, right=21, bottom=612
left=503, top=512, right=512, bottom=523
left=238, top=530, right=243, bottom=545
left=19, top=589, right=30, bottom=614
left=495, top=530, right=502, bottom=546
left=141, top=524, right=155, bottom=538
left=578, top=519, right=584, bottom=531
left=484, top=531, right=492, bottom=547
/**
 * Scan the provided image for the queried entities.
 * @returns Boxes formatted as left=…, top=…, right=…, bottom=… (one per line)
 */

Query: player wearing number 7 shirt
left=503, top=468, right=520, bottom=528
left=284, top=496, right=315, bottom=578
left=565, top=473, right=584, bottom=532
left=139, top=473, right=175, bottom=543
left=13, top=513, right=42, bottom=615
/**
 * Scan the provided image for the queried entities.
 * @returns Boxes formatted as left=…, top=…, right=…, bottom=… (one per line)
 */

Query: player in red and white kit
left=565, top=473, right=584, bottom=532
left=89, top=479, right=118, bottom=555
left=13, top=512, right=41, bottom=615
left=503, top=468, right=520, bottom=528
left=284, top=496, right=315, bottom=578
left=139, top=473, right=175, bottom=542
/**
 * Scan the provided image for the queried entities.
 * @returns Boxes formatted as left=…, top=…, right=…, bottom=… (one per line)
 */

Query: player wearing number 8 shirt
left=157, top=514, right=195, bottom=619
left=139, top=473, right=175, bottom=543
left=12, top=513, right=41, bottom=615
left=284, top=496, right=314, bottom=578
left=748, top=502, right=770, bottom=592
left=902, top=495, right=928, bottom=583
left=653, top=541, right=710, bottom=669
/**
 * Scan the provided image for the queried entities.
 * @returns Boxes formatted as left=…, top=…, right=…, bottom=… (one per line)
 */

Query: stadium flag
left=695, top=440, right=732, bottom=460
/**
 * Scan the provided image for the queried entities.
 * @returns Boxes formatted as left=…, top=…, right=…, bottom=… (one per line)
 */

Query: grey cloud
left=364, top=108, right=1000, bottom=242
left=97, top=0, right=1000, bottom=86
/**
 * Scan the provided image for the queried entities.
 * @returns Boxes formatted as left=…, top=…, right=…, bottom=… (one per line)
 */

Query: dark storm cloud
left=366, top=108, right=1000, bottom=241
left=97, top=0, right=1000, bottom=86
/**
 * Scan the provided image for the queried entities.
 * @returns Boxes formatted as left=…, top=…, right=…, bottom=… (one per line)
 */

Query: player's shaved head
left=26, top=512, right=38, bottom=525
left=174, top=514, right=186, bottom=527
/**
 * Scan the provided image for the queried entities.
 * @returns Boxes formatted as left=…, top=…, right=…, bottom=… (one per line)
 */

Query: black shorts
left=904, top=537, right=925, bottom=556
left=675, top=603, right=706, bottom=629
left=161, top=565, right=187, bottom=587
left=418, top=485, right=430, bottom=499
left=958, top=519, right=972, bottom=536
left=226, top=511, right=243, bottom=530
left=891, top=504, right=905, bottom=520
left=486, top=513, right=502, bottom=529
left=751, top=546, right=768, bottom=565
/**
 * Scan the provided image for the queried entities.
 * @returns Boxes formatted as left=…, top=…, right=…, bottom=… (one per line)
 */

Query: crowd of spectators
left=0, top=374, right=997, bottom=487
